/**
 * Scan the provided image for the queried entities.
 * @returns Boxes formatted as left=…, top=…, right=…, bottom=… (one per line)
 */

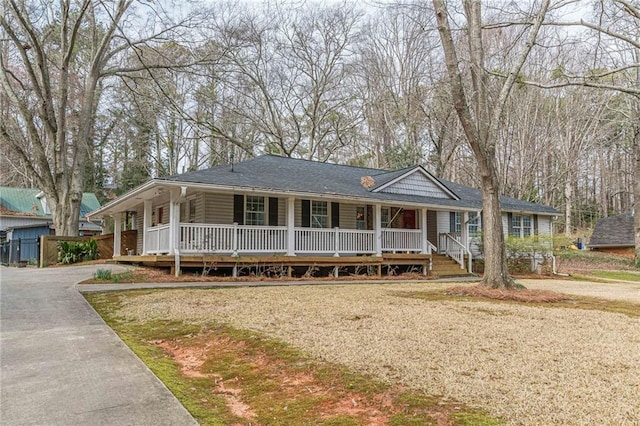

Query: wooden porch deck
left=112, top=253, right=470, bottom=278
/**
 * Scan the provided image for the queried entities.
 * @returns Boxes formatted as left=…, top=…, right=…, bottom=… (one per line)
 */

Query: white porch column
left=169, top=191, right=181, bottom=255
left=461, top=211, right=469, bottom=249
left=286, top=197, right=296, bottom=256
left=374, top=204, right=382, bottom=256
left=142, top=200, right=152, bottom=254
left=462, top=211, right=473, bottom=272
left=113, top=213, right=122, bottom=258
left=421, top=208, right=429, bottom=254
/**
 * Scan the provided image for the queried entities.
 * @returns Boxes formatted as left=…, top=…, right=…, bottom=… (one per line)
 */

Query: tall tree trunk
left=634, top=119, right=640, bottom=267
left=564, top=178, right=573, bottom=236
left=432, top=0, right=549, bottom=288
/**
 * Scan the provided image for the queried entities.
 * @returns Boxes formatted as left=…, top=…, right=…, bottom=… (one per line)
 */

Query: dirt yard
left=115, top=281, right=640, bottom=425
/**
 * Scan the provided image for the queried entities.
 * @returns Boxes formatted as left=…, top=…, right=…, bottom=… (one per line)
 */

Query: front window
left=511, top=214, right=531, bottom=237
left=469, top=212, right=481, bottom=235
left=453, top=212, right=462, bottom=233
left=356, top=207, right=365, bottom=230
left=511, top=215, right=521, bottom=237
left=311, top=200, right=328, bottom=228
left=522, top=215, right=532, bottom=237
left=381, top=207, right=390, bottom=228
left=245, top=196, right=265, bottom=225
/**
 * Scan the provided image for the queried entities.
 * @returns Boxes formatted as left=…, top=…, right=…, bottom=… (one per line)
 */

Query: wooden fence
left=40, top=230, right=137, bottom=267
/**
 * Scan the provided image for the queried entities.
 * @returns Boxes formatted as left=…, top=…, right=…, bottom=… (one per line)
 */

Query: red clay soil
left=153, top=332, right=456, bottom=425
left=446, top=284, right=568, bottom=303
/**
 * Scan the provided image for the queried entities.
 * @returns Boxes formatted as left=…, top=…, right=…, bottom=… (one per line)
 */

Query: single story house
left=588, top=212, right=635, bottom=255
left=87, top=155, right=558, bottom=276
left=0, top=186, right=102, bottom=264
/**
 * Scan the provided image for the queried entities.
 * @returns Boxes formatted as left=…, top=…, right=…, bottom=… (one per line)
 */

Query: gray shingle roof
left=589, top=213, right=635, bottom=247
left=161, top=155, right=558, bottom=214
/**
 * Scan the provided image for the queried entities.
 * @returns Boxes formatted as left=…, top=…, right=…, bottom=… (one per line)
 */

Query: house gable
left=373, top=168, right=457, bottom=200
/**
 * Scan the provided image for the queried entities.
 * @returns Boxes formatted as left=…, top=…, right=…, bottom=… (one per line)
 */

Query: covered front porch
left=105, top=184, right=474, bottom=276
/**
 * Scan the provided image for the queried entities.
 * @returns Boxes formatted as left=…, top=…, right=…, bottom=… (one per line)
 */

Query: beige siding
left=339, top=203, right=358, bottom=229
left=155, top=201, right=170, bottom=225
left=502, top=214, right=509, bottom=235
left=204, top=193, right=233, bottom=224
left=537, top=216, right=552, bottom=235
left=277, top=197, right=286, bottom=226
left=381, top=171, right=451, bottom=199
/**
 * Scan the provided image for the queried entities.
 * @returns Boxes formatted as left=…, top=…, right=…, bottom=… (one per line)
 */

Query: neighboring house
left=589, top=213, right=635, bottom=255
left=0, top=186, right=102, bottom=264
left=88, top=155, right=558, bottom=275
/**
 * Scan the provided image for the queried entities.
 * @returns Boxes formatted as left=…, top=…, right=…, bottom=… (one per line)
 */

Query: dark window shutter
left=507, top=213, right=513, bottom=237
left=233, top=194, right=244, bottom=225
left=533, top=214, right=539, bottom=235
left=366, top=205, right=373, bottom=230
left=449, top=212, right=455, bottom=233
left=331, top=202, right=340, bottom=228
left=301, top=200, right=311, bottom=227
left=269, top=197, right=279, bottom=226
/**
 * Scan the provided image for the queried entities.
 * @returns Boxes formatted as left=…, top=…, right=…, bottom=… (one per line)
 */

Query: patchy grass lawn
left=87, top=290, right=498, bottom=426
left=87, top=282, right=640, bottom=425
left=590, top=270, right=640, bottom=282
left=554, top=249, right=637, bottom=273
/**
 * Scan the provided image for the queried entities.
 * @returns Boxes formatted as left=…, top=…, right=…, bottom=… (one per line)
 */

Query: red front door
left=402, top=210, right=416, bottom=229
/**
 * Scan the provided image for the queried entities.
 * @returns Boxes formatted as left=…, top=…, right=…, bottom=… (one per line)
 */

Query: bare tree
left=522, top=0, right=640, bottom=266
left=0, top=0, right=197, bottom=235
left=433, top=0, right=550, bottom=288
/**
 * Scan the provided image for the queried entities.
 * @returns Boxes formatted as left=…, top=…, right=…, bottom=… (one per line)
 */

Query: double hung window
left=245, top=196, right=265, bottom=226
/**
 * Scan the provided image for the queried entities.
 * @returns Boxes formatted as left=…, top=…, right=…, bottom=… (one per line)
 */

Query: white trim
left=87, top=179, right=477, bottom=219
left=372, top=166, right=459, bottom=200
left=113, top=214, right=122, bottom=257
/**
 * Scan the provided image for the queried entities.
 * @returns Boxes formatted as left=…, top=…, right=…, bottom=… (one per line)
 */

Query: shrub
left=94, top=269, right=112, bottom=280
left=475, top=234, right=554, bottom=274
left=58, top=239, right=99, bottom=264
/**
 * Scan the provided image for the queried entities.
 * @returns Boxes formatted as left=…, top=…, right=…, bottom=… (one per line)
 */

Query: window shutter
left=449, top=212, right=455, bottom=233
left=366, top=205, right=373, bottom=230
left=301, top=200, right=311, bottom=227
left=507, top=213, right=513, bottom=237
left=533, top=214, right=539, bottom=235
left=331, top=202, right=340, bottom=228
left=269, top=197, right=279, bottom=226
left=233, top=194, right=244, bottom=225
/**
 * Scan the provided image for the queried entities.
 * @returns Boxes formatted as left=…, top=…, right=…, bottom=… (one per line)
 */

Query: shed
left=588, top=213, right=634, bottom=250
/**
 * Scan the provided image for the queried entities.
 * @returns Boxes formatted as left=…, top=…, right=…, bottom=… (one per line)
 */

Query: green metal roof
left=0, top=186, right=101, bottom=218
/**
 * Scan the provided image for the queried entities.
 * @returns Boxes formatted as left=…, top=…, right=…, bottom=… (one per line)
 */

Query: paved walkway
left=0, top=265, right=197, bottom=426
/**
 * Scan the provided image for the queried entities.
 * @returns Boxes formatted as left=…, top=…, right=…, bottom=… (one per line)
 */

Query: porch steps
left=430, top=254, right=474, bottom=278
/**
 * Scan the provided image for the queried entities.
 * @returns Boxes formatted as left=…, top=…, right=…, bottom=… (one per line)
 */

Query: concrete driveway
left=0, top=265, right=197, bottom=425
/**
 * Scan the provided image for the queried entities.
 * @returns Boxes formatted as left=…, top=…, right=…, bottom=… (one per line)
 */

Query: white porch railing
left=180, top=224, right=287, bottom=254
left=146, top=224, right=171, bottom=254
left=381, top=229, right=422, bottom=252
left=149, top=223, right=433, bottom=257
left=439, top=232, right=470, bottom=270
left=294, top=227, right=376, bottom=255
